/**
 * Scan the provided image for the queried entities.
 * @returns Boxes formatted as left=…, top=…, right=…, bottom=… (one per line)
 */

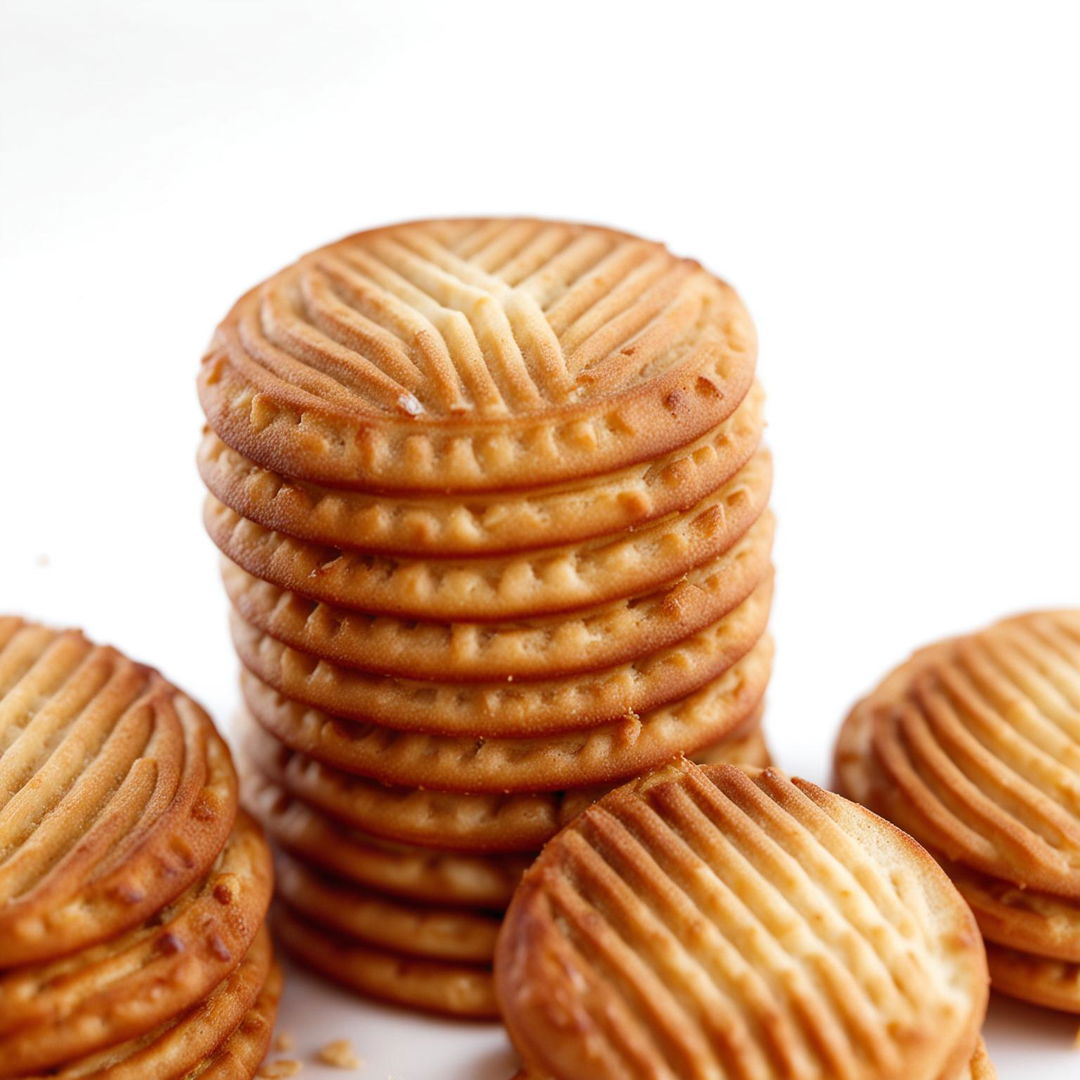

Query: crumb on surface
left=316, top=1039, right=362, bottom=1069
left=273, top=1032, right=295, bottom=1053
left=257, top=1060, right=302, bottom=1078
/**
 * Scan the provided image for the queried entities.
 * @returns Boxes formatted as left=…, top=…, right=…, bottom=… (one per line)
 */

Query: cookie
left=230, top=571, right=772, bottom=737
left=0, top=811, right=272, bottom=1077
left=27, top=928, right=275, bottom=1080
left=242, top=708, right=769, bottom=853
left=240, top=634, right=772, bottom=792
left=0, top=616, right=237, bottom=966
left=835, top=610, right=1080, bottom=898
left=275, top=853, right=501, bottom=963
left=273, top=904, right=497, bottom=1018
left=496, top=761, right=988, bottom=1080
left=197, top=219, right=757, bottom=493
left=219, top=507, right=773, bottom=683
left=203, top=449, right=771, bottom=621
left=245, top=770, right=529, bottom=907
left=197, top=381, right=764, bottom=557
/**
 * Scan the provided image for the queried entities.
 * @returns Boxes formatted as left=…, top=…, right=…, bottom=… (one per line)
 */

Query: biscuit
left=204, top=448, right=770, bottom=621
left=219, top=509, right=773, bottom=684
left=965, top=1040, right=996, bottom=1080
left=946, top=858, right=1080, bottom=963
left=984, top=941, right=1080, bottom=1012
left=0, top=811, right=272, bottom=1077
left=26, top=927, right=274, bottom=1079
left=185, top=960, right=283, bottom=1080
left=230, top=572, right=772, bottom=737
left=496, top=761, right=988, bottom=1080
left=273, top=904, right=497, bottom=1018
left=0, top=617, right=237, bottom=967
left=197, top=219, right=758, bottom=493
left=197, top=382, right=764, bottom=557
left=244, top=770, right=529, bottom=907
left=835, top=610, right=1080, bottom=899
left=241, top=708, right=769, bottom=853
left=240, top=634, right=772, bottom=792
left=276, top=854, right=500, bottom=963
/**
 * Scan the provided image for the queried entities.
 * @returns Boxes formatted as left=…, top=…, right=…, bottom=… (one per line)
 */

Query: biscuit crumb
left=273, top=1032, right=295, bottom=1052
left=257, top=1060, right=302, bottom=1078
left=316, top=1039, right=362, bottom=1068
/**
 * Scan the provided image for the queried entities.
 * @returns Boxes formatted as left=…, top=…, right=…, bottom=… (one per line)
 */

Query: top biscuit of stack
left=197, top=218, right=758, bottom=494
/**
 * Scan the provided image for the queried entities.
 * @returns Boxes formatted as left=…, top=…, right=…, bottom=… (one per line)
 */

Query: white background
left=2, top=1, right=1079, bottom=1075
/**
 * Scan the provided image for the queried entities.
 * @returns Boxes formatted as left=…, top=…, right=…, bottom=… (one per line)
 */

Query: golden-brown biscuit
left=240, top=634, right=772, bottom=792
left=197, top=219, right=758, bottom=493
left=242, top=707, right=770, bottom=853
left=230, top=571, right=772, bottom=737
left=22, top=928, right=275, bottom=1080
left=244, top=769, right=530, bottom=908
left=835, top=610, right=1080, bottom=899
left=219, top=507, right=773, bottom=684
left=0, top=812, right=272, bottom=1077
left=198, top=382, right=764, bottom=557
left=203, top=450, right=770, bottom=622
left=276, top=853, right=500, bottom=963
left=0, top=617, right=237, bottom=967
left=273, top=904, right=497, bottom=1018
left=496, top=761, right=989, bottom=1080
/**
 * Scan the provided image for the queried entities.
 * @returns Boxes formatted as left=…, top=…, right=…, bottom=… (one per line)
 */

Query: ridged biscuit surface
left=835, top=610, right=1080, bottom=899
left=0, top=616, right=237, bottom=966
left=22, top=928, right=275, bottom=1080
left=0, top=812, right=272, bottom=1077
left=496, top=761, right=988, bottom=1080
left=198, top=219, right=757, bottom=492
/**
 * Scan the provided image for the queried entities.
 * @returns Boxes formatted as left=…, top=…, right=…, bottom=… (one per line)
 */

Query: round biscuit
left=197, top=219, right=758, bottom=493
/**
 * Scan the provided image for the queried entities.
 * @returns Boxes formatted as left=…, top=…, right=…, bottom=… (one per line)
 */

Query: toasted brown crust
left=0, top=617, right=237, bottom=967
left=198, top=381, right=765, bottom=557
left=242, top=708, right=769, bottom=853
left=273, top=903, right=497, bottom=1018
left=496, top=762, right=988, bottom=1080
left=835, top=610, right=1080, bottom=899
left=241, top=634, right=772, bottom=793
left=0, top=812, right=272, bottom=1077
left=220, top=508, right=773, bottom=685
left=197, top=219, right=758, bottom=493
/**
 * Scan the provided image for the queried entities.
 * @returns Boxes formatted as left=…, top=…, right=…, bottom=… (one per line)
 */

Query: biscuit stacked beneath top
left=0, top=616, right=279, bottom=1079
left=835, top=609, right=1080, bottom=1013
left=196, top=218, right=776, bottom=1016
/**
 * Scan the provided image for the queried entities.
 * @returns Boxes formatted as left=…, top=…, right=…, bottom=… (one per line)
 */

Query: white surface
left=2, top=1, right=1079, bottom=1075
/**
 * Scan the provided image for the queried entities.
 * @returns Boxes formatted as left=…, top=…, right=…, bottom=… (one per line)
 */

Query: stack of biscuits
left=0, top=616, right=279, bottom=1078
left=497, top=759, right=994, bottom=1080
left=835, top=609, right=1080, bottom=1013
left=196, top=218, right=776, bottom=1017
